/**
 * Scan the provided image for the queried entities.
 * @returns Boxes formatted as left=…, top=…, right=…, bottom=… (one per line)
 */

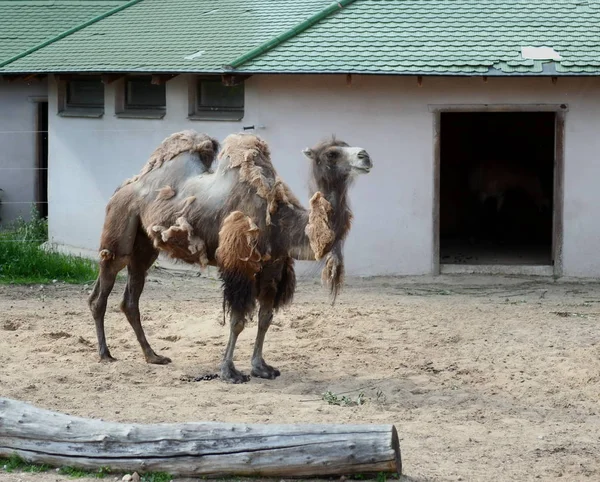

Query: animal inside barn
left=439, top=112, right=556, bottom=267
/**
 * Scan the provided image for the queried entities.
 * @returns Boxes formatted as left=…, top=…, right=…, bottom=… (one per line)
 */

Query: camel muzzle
left=353, top=150, right=373, bottom=173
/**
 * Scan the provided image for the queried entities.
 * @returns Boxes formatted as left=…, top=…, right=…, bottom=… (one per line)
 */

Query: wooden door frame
left=430, top=103, right=567, bottom=276
left=33, top=99, right=49, bottom=218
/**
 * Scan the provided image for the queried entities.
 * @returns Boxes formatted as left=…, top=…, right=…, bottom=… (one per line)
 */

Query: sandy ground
left=1, top=268, right=600, bottom=482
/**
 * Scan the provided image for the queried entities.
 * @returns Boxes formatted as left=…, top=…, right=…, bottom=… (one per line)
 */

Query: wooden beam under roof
left=151, top=74, right=178, bottom=85
left=221, top=74, right=251, bottom=86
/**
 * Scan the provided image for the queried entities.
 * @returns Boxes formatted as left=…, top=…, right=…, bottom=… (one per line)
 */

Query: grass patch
left=1, top=455, right=392, bottom=482
left=2, top=454, right=51, bottom=473
left=1, top=454, right=172, bottom=481
left=141, top=472, right=172, bottom=482
left=58, top=465, right=112, bottom=478
left=348, top=473, right=399, bottom=481
left=322, top=390, right=366, bottom=407
left=0, top=206, right=98, bottom=284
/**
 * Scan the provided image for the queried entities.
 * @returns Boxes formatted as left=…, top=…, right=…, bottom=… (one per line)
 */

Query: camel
left=469, top=159, right=550, bottom=213
left=88, top=130, right=372, bottom=383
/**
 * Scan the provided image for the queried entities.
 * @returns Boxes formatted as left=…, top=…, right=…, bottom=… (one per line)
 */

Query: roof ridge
left=225, top=0, right=358, bottom=70
left=0, top=0, right=142, bottom=68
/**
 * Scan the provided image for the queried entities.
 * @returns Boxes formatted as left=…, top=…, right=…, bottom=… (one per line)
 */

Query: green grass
left=2, top=454, right=51, bottom=473
left=141, top=472, right=172, bottom=482
left=1, top=455, right=392, bottom=482
left=322, top=390, right=366, bottom=407
left=348, top=473, right=399, bottom=481
left=2, top=454, right=172, bottom=481
left=58, top=465, right=113, bottom=478
left=0, top=206, right=98, bottom=284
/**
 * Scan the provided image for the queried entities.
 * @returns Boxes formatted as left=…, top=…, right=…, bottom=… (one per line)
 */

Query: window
left=189, top=77, right=244, bottom=120
left=116, top=76, right=166, bottom=119
left=58, top=76, right=104, bottom=117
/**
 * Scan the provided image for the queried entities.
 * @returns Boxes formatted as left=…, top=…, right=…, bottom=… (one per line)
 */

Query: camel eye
left=326, top=149, right=338, bottom=161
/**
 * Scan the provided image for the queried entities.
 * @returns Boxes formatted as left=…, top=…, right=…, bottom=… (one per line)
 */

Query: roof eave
left=2, top=69, right=599, bottom=77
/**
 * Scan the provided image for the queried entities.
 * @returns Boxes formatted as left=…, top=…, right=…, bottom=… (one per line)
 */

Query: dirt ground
left=1, top=268, right=599, bottom=482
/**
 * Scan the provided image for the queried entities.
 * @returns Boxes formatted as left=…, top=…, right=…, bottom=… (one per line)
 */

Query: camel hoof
left=220, top=364, right=250, bottom=384
left=251, top=362, right=281, bottom=380
left=146, top=353, right=172, bottom=365
left=99, top=352, right=117, bottom=363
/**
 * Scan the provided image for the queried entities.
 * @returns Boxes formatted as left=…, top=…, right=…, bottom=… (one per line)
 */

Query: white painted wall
left=47, top=74, right=600, bottom=277
left=0, top=79, right=47, bottom=224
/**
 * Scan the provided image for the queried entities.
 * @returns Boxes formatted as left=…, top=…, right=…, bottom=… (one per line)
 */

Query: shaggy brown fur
left=305, top=192, right=335, bottom=260
left=272, top=256, right=296, bottom=310
left=88, top=130, right=371, bottom=384
left=322, top=249, right=345, bottom=295
left=220, top=134, right=302, bottom=225
left=151, top=217, right=209, bottom=267
left=216, top=211, right=262, bottom=277
left=216, top=211, right=263, bottom=318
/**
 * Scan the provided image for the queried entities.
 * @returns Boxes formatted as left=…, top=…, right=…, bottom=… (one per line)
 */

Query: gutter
left=225, top=0, right=357, bottom=70
left=0, top=0, right=143, bottom=68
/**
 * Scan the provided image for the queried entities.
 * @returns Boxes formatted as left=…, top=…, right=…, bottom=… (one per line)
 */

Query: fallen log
left=0, top=398, right=401, bottom=477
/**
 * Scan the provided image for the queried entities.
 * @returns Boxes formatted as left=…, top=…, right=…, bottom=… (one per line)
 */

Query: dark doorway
left=439, top=112, right=555, bottom=266
left=36, top=102, right=48, bottom=218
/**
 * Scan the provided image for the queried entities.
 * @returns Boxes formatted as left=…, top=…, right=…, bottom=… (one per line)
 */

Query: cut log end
left=391, top=424, right=403, bottom=475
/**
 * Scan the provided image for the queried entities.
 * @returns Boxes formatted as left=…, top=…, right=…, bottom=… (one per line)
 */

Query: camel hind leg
left=89, top=253, right=128, bottom=362
left=90, top=194, right=140, bottom=362
left=120, top=232, right=169, bottom=364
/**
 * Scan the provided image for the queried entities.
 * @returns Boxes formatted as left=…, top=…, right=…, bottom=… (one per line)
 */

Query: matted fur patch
left=219, top=134, right=301, bottom=224
left=149, top=217, right=208, bottom=267
left=119, top=130, right=217, bottom=188
left=305, top=192, right=335, bottom=260
left=215, top=211, right=262, bottom=277
left=156, top=186, right=176, bottom=201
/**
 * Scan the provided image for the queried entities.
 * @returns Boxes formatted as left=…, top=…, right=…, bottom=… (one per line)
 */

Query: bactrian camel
left=469, top=159, right=549, bottom=214
left=89, top=130, right=372, bottom=383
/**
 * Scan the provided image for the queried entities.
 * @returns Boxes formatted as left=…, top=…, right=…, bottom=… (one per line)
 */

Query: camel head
left=302, top=137, right=372, bottom=188
left=301, top=137, right=372, bottom=303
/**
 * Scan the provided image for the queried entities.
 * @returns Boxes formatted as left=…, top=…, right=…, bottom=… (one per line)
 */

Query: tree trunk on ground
left=0, top=398, right=402, bottom=477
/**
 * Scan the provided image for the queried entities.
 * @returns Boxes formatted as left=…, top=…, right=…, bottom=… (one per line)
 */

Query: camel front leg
left=220, top=310, right=250, bottom=384
left=251, top=302, right=280, bottom=379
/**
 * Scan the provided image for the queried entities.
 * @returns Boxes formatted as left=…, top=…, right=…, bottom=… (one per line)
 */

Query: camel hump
left=218, top=132, right=274, bottom=173
left=119, top=130, right=220, bottom=189
left=218, top=133, right=302, bottom=224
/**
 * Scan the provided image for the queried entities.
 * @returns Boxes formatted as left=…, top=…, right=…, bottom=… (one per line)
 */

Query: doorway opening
left=36, top=101, right=48, bottom=218
left=439, top=111, right=557, bottom=268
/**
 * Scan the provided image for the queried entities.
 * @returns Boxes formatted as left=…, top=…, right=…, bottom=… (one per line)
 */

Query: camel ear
left=302, top=148, right=315, bottom=160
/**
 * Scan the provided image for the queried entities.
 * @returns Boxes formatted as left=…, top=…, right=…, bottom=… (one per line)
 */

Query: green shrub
left=0, top=206, right=97, bottom=284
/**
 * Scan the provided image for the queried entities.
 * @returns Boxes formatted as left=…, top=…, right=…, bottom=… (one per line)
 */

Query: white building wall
left=48, top=74, right=600, bottom=277
left=0, top=79, right=47, bottom=224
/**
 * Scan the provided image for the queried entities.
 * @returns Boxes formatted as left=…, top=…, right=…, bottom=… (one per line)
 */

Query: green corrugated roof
left=0, top=0, right=127, bottom=65
left=235, top=0, right=600, bottom=75
left=0, top=0, right=332, bottom=73
left=2, top=0, right=600, bottom=76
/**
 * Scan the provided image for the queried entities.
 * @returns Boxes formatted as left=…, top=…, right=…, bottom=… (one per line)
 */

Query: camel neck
left=322, top=184, right=349, bottom=218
